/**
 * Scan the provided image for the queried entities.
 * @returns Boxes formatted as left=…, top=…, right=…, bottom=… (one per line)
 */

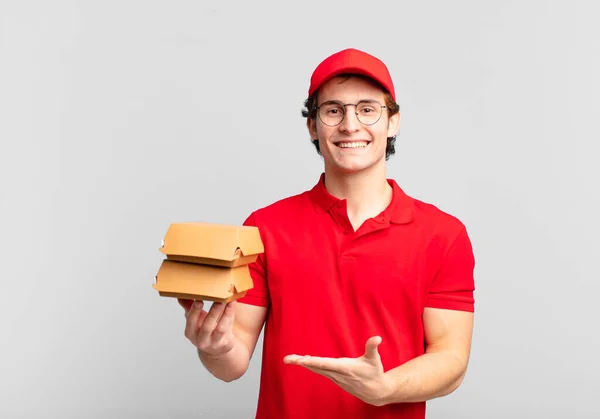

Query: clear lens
left=318, top=101, right=383, bottom=126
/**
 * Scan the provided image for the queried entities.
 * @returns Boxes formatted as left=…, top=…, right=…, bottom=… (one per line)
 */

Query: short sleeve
left=236, top=212, right=270, bottom=308
left=426, top=226, right=476, bottom=312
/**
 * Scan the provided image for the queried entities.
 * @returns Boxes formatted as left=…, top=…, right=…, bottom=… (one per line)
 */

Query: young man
left=179, top=48, right=476, bottom=418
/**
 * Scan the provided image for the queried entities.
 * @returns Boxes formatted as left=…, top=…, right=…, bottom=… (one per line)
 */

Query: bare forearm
left=380, top=351, right=468, bottom=405
left=198, top=337, right=250, bottom=382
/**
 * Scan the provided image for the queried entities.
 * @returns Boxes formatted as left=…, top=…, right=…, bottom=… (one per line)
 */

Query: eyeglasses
left=315, top=100, right=387, bottom=127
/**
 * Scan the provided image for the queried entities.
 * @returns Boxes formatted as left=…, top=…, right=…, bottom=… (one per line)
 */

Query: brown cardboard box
left=152, top=222, right=264, bottom=302
left=154, top=260, right=254, bottom=302
left=159, top=222, right=263, bottom=267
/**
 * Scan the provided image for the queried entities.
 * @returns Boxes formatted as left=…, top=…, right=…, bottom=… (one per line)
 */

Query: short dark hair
left=301, top=74, right=400, bottom=160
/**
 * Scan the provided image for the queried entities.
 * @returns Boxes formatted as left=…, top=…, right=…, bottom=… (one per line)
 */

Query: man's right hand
left=178, top=299, right=237, bottom=357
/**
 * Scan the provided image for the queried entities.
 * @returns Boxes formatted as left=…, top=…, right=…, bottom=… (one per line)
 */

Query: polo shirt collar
left=308, top=173, right=414, bottom=224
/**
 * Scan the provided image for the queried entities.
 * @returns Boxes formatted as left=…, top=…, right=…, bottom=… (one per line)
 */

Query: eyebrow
left=321, top=98, right=379, bottom=104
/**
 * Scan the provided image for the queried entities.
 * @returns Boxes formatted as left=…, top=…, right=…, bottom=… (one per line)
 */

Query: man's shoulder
left=402, top=189, right=468, bottom=235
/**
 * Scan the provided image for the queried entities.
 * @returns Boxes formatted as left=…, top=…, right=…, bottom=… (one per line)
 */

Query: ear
left=387, top=111, right=400, bottom=138
left=307, top=117, right=318, bottom=141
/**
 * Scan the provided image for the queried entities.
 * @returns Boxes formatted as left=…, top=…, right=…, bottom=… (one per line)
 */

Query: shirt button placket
left=339, top=231, right=356, bottom=288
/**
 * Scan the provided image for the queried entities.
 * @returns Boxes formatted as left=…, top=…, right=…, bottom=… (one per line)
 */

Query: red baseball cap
left=308, top=48, right=396, bottom=101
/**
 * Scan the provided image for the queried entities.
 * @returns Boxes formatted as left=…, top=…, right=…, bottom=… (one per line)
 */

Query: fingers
left=304, top=365, right=343, bottom=385
left=182, top=300, right=237, bottom=356
left=283, top=354, right=303, bottom=364
left=211, top=301, right=236, bottom=342
left=198, top=302, right=226, bottom=336
left=196, top=302, right=235, bottom=352
left=178, top=298, right=194, bottom=313
left=364, top=336, right=382, bottom=360
left=284, top=355, right=341, bottom=371
left=184, top=301, right=206, bottom=341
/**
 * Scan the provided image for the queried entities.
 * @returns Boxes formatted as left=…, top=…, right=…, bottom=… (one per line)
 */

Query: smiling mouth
left=336, top=141, right=370, bottom=149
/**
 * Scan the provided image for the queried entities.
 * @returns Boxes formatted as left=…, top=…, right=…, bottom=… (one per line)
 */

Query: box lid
left=159, top=222, right=264, bottom=262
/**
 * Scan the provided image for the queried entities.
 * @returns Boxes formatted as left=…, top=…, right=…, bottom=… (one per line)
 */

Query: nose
left=339, top=106, right=360, bottom=133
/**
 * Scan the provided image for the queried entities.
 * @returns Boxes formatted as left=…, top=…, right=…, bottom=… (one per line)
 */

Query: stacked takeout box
left=153, top=222, right=264, bottom=303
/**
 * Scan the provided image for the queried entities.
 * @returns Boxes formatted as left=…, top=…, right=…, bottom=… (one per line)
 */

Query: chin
left=328, top=159, right=381, bottom=174
left=322, top=146, right=387, bottom=174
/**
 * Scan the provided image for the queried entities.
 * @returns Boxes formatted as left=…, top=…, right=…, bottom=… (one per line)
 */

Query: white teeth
left=337, top=142, right=368, bottom=148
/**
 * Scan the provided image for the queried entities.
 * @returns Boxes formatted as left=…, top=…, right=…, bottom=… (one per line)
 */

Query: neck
left=323, top=164, right=393, bottom=229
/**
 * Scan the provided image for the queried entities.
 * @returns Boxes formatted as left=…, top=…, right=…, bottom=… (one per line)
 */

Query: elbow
left=216, top=365, right=248, bottom=383
left=445, top=377, right=463, bottom=396
left=431, top=352, right=469, bottom=399
left=440, top=366, right=468, bottom=397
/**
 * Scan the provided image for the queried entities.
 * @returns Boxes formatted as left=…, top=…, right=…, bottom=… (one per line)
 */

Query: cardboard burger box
left=152, top=222, right=264, bottom=303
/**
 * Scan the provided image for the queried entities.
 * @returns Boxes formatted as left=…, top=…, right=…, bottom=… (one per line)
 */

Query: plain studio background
left=1, top=1, right=598, bottom=418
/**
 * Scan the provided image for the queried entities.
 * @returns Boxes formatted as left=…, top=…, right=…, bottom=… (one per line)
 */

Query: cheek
left=317, top=126, right=335, bottom=141
left=369, top=127, right=389, bottom=142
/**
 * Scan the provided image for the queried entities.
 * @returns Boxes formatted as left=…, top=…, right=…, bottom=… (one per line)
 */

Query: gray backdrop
left=1, top=1, right=598, bottom=418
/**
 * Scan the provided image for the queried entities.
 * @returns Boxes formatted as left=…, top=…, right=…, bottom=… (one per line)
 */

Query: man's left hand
left=283, top=336, right=390, bottom=407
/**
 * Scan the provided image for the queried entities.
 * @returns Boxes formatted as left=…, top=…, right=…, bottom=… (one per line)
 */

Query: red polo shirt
left=238, top=174, right=475, bottom=419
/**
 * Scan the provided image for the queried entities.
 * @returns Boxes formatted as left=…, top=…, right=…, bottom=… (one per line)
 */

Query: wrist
left=196, top=337, right=250, bottom=383
left=376, top=372, right=402, bottom=406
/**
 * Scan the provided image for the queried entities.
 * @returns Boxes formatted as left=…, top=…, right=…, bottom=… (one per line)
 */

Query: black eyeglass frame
left=314, top=100, right=388, bottom=127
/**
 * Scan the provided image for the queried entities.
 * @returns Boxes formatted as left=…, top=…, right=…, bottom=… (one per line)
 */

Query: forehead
left=317, top=75, right=386, bottom=102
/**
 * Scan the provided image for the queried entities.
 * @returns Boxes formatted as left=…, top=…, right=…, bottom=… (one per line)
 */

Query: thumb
left=364, top=336, right=382, bottom=360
